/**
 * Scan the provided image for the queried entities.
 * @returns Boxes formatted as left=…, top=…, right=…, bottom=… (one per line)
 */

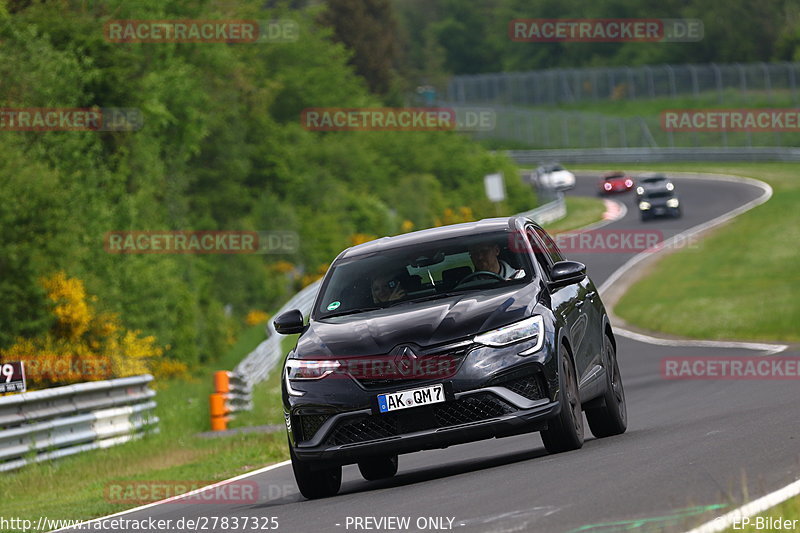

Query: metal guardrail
left=234, top=280, right=322, bottom=386
left=518, top=192, right=566, bottom=226
left=506, top=147, right=800, bottom=164
left=0, top=375, right=158, bottom=472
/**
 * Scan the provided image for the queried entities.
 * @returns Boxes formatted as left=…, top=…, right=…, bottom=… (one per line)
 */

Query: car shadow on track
left=339, top=445, right=553, bottom=496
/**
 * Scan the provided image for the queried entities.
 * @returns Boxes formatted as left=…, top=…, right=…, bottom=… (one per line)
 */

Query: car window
left=314, top=230, right=533, bottom=318
left=533, top=226, right=564, bottom=264
left=526, top=227, right=564, bottom=280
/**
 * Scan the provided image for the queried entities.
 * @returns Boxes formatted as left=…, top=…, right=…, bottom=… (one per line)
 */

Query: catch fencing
left=446, top=62, right=800, bottom=106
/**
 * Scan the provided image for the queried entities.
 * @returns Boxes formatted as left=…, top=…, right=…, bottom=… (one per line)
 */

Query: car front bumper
left=292, top=392, right=561, bottom=466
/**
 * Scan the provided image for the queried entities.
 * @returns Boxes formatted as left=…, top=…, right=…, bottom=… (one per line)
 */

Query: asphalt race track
left=64, top=172, right=799, bottom=533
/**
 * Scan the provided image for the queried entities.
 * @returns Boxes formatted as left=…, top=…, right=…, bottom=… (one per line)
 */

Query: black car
left=638, top=189, right=682, bottom=221
left=275, top=216, right=627, bottom=499
left=635, top=173, right=675, bottom=197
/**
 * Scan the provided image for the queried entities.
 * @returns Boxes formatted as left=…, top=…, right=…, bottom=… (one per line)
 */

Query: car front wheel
left=290, top=444, right=342, bottom=499
left=586, top=334, right=627, bottom=438
left=540, top=344, right=584, bottom=453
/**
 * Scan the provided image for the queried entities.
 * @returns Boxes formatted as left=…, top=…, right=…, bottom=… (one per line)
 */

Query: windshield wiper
left=323, top=306, right=384, bottom=318
left=386, top=291, right=468, bottom=306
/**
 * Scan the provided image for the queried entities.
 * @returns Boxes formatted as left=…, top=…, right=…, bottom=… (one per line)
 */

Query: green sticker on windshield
left=326, top=301, right=341, bottom=311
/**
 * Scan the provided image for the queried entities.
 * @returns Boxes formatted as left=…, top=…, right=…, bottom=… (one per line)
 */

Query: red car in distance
left=599, top=171, right=634, bottom=195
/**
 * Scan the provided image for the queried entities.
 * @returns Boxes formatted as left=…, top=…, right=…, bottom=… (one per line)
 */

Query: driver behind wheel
left=468, top=243, right=519, bottom=279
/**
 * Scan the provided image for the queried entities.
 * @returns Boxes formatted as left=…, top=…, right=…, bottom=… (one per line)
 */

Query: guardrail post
left=209, top=393, right=229, bottom=431
left=210, top=370, right=231, bottom=431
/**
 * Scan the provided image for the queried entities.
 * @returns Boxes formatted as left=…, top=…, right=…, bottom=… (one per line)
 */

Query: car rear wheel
left=358, top=455, right=398, bottom=481
left=290, top=444, right=341, bottom=499
left=586, top=334, right=627, bottom=438
left=540, top=344, right=584, bottom=453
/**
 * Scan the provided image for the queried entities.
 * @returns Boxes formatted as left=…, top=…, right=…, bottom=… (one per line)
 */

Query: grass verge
left=721, top=495, right=800, bottom=532
left=543, top=196, right=607, bottom=233
left=572, top=162, right=799, bottom=342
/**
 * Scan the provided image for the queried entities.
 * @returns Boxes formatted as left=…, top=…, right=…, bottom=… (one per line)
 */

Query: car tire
left=290, top=444, right=341, bottom=499
left=358, top=455, right=399, bottom=481
left=540, top=344, right=584, bottom=454
left=640, top=213, right=649, bottom=222
left=586, top=334, right=627, bottom=438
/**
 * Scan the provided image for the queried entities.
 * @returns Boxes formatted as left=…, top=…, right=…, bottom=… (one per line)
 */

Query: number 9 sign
left=0, top=361, right=25, bottom=393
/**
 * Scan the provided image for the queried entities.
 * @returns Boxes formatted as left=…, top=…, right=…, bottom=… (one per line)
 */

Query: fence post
left=665, top=64, right=677, bottom=99
left=711, top=63, right=723, bottom=104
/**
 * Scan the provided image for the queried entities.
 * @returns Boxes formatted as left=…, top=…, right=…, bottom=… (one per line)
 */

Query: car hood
left=294, top=284, right=540, bottom=358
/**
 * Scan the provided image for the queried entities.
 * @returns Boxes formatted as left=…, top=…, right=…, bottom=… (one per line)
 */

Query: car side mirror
left=274, top=309, right=305, bottom=335
left=549, top=261, right=586, bottom=288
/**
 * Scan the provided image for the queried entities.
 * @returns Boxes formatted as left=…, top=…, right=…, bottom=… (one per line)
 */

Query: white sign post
left=484, top=173, right=506, bottom=215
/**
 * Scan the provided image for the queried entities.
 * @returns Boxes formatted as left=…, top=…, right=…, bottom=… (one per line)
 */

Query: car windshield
left=641, top=177, right=667, bottom=183
left=314, top=230, right=533, bottom=318
left=604, top=173, right=624, bottom=180
left=545, top=165, right=564, bottom=172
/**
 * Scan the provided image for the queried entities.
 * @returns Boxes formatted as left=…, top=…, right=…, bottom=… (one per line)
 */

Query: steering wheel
left=455, top=270, right=505, bottom=287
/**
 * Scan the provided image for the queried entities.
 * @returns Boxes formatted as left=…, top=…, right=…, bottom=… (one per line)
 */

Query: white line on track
left=684, top=477, right=800, bottom=533
left=48, top=460, right=292, bottom=532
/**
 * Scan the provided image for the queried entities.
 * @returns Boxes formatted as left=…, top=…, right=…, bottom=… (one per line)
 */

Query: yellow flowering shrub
left=245, top=310, right=270, bottom=326
left=0, top=271, right=170, bottom=388
left=349, top=233, right=377, bottom=246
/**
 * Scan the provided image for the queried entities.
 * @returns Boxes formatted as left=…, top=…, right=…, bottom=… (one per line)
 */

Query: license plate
left=378, top=384, right=445, bottom=413
left=654, top=207, right=665, bottom=214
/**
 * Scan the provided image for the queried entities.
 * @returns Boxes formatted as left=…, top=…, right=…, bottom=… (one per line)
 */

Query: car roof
left=602, top=171, right=625, bottom=179
left=339, top=216, right=532, bottom=259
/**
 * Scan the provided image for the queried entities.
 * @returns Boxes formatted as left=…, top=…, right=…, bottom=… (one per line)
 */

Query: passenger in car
left=371, top=272, right=407, bottom=303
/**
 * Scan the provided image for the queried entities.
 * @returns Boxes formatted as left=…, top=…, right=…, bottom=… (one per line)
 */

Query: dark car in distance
left=275, top=216, right=627, bottom=499
left=638, top=189, right=682, bottom=220
left=635, top=173, right=675, bottom=197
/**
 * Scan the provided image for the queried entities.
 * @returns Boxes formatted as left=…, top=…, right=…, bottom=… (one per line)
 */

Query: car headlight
left=474, top=316, right=544, bottom=353
left=625, top=179, right=633, bottom=187
left=666, top=183, right=675, bottom=191
left=284, top=359, right=342, bottom=396
left=286, top=359, right=340, bottom=380
left=636, top=186, right=644, bottom=195
left=639, top=201, right=651, bottom=210
left=666, top=198, right=680, bottom=208
left=604, top=183, right=612, bottom=190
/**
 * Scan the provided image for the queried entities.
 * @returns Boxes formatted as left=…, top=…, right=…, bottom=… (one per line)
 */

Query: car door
left=527, top=226, right=594, bottom=381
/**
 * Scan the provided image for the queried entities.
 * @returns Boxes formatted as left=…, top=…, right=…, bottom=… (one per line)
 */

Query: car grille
left=353, top=342, right=473, bottom=390
left=502, top=374, right=544, bottom=401
left=296, top=413, right=331, bottom=442
left=324, top=393, right=514, bottom=446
